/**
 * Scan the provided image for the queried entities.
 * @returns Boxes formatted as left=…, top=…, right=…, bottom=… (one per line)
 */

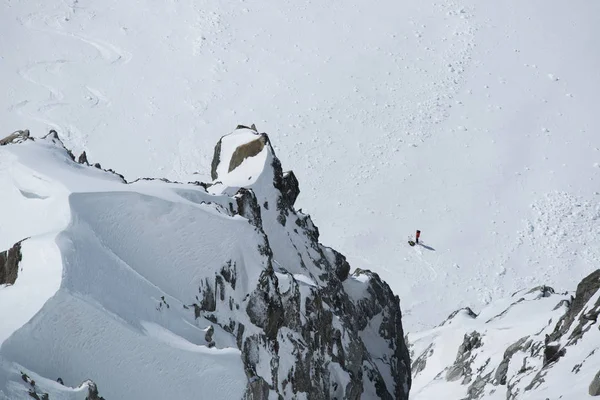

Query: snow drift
left=0, top=127, right=411, bottom=399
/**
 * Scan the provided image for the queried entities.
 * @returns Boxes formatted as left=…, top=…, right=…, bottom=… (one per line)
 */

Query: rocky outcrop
left=43, top=130, right=76, bottom=161
left=280, top=171, right=300, bottom=207
left=0, top=129, right=31, bottom=146
left=590, top=370, right=600, bottom=396
left=212, top=124, right=261, bottom=180
left=411, top=272, right=600, bottom=400
left=550, top=269, right=600, bottom=344
left=84, top=380, right=106, bottom=400
left=78, top=151, right=89, bottom=165
left=494, top=336, right=530, bottom=385
left=0, top=239, right=26, bottom=286
left=446, top=331, right=483, bottom=383
left=229, top=136, right=266, bottom=173
left=194, top=127, right=412, bottom=399
left=17, top=373, right=105, bottom=400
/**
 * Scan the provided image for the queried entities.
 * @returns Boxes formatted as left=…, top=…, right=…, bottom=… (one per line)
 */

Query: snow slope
left=0, top=130, right=411, bottom=399
left=0, top=135, right=252, bottom=399
left=2, top=0, right=599, bottom=332
left=409, top=270, right=600, bottom=400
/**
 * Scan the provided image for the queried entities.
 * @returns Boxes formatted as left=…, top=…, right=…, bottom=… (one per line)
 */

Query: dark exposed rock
left=43, top=130, right=75, bottom=161
left=440, top=307, right=478, bottom=327
left=205, top=325, right=215, bottom=348
left=220, top=261, right=237, bottom=290
left=526, top=285, right=555, bottom=298
left=28, top=390, right=40, bottom=399
left=412, top=344, right=434, bottom=376
left=210, top=138, right=222, bottom=180
left=0, top=129, right=31, bottom=145
left=550, top=269, right=600, bottom=345
left=280, top=171, right=300, bottom=207
left=199, top=278, right=216, bottom=312
left=243, top=376, right=269, bottom=400
left=331, top=249, right=351, bottom=282
left=203, top=128, right=411, bottom=399
left=235, top=124, right=258, bottom=132
left=463, top=371, right=492, bottom=400
left=0, top=239, right=26, bottom=286
left=590, top=370, right=600, bottom=396
left=236, top=188, right=264, bottom=230
left=543, top=341, right=565, bottom=366
left=229, top=137, right=266, bottom=173
left=246, top=267, right=284, bottom=341
left=494, top=336, right=529, bottom=385
left=553, top=299, right=571, bottom=310
left=446, top=331, right=483, bottom=383
left=78, top=151, right=89, bottom=165
left=85, top=381, right=106, bottom=400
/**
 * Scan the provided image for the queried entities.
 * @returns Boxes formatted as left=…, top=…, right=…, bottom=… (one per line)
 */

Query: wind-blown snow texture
left=0, top=129, right=410, bottom=399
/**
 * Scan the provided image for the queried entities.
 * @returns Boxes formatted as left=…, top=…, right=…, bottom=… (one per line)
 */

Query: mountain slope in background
left=0, top=128, right=410, bottom=399
left=409, top=270, right=600, bottom=399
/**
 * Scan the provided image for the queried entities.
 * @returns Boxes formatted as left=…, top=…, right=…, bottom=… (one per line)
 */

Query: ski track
left=11, top=7, right=130, bottom=145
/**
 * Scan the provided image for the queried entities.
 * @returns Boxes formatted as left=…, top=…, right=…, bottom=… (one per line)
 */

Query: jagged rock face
left=493, top=337, right=529, bottom=386
left=0, top=130, right=30, bottom=146
left=78, top=151, right=89, bottom=165
left=0, top=240, right=25, bottom=286
left=551, top=269, right=600, bottom=344
left=199, top=128, right=412, bottom=399
left=590, top=370, right=600, bottom=396
left=85, top=381, right=106, bottom=400
left=409, top=271, right=600, bottom=400
left=446, top=331, right=483, bottom=383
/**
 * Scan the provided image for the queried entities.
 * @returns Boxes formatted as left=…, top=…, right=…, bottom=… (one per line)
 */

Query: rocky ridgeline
left=410, top=270, right=600, bottom=399
left=196, top=125, right=411, bottom=399
left=0, top=127, right=411, bottom=399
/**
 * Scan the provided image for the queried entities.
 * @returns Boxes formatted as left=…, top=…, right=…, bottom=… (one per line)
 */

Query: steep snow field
left=2, top=0, right=599, bottom=353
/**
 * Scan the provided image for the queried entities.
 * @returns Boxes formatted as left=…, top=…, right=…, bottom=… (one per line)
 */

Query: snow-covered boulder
left=0, top=128, right=411, bottom=399
left=409, top=270, right=600, bottom=400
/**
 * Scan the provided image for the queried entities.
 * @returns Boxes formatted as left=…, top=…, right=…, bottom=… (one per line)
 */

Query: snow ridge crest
left=0, top=127, right=411, bottom=400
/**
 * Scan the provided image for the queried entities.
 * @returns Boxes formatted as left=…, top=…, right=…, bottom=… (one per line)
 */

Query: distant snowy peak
left=409, top=270, right=600, bottom=400
left=0, top=127, right=410, bottom=399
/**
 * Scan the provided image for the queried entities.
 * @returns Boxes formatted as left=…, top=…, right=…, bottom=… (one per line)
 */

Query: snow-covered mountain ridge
left=0, top=127, right=410, bottom=399
left=409, top=269, right=600, bottom=400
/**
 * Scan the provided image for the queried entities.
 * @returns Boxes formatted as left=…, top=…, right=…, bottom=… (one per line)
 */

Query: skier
left=408, top=230, right=421, bottom=247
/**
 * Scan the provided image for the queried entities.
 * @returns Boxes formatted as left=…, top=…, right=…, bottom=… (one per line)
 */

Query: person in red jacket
left=416, top=230, right=421, bottom=244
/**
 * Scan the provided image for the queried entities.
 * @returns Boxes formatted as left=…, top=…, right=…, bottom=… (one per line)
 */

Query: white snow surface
left=2, top=0, right=599, bottom=333
left=0, top=137, right=258, bottom=399
left=2, top=0, right=600, bottom=397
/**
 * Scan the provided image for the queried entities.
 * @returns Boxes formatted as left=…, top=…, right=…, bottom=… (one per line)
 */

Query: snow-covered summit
left=0, top=127, right=411, bottom=399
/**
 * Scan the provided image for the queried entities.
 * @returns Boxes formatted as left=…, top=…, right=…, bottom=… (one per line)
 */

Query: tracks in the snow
left=11, top=9, right=131, bottom=141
